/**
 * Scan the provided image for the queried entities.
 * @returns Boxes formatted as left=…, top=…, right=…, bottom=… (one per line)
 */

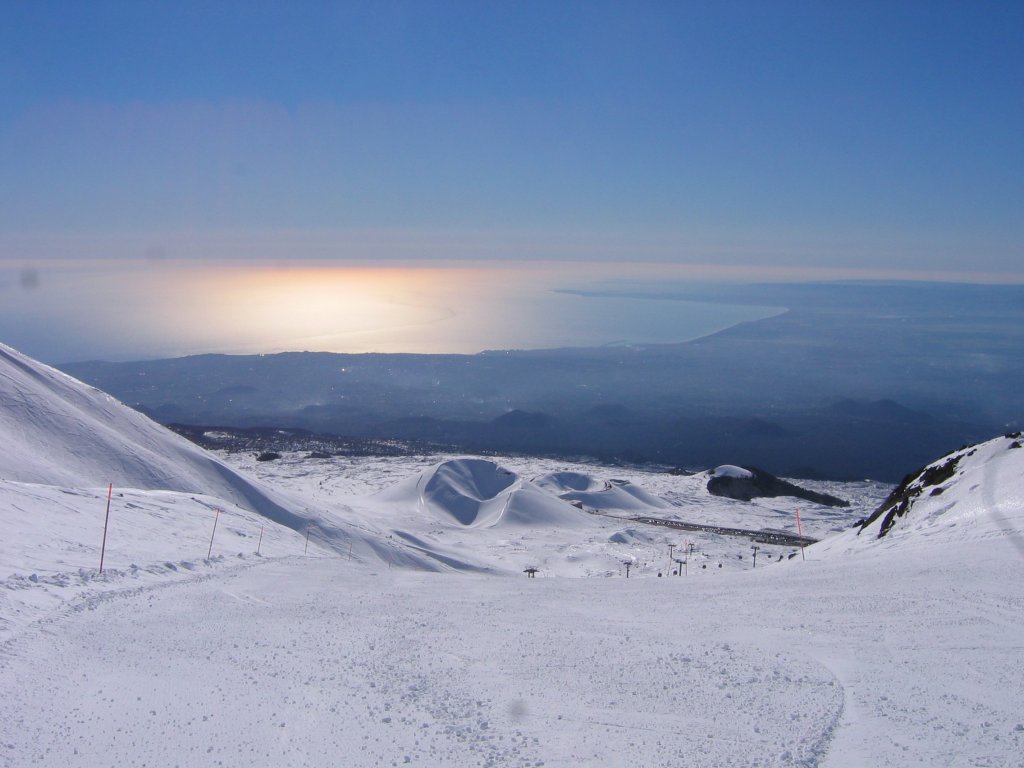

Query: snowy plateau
left=1, top=341, right=1023, bottom=767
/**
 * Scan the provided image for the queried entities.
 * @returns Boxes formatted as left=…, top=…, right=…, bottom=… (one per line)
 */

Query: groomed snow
left=3, top=534, right=1022, bottom=767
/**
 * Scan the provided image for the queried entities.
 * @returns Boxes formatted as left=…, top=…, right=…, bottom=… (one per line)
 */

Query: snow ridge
left=0, top=342, right=301, bottom=528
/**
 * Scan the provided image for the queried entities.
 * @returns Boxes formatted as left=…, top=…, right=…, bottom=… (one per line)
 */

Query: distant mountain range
left=55, top=350, right=993, bottom=480
left=57, top=282, right=1022, bottom=481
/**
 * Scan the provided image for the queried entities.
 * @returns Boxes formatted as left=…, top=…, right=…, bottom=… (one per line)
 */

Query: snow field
left=232, top=451, right=888, bottom=580
left=0, top=481, right=321, bottom=580
left=0, top=478, right=340, bottom=642
left=3, top=538, right=1022, bottom=768
left=0, top=562, right=838, bottom=768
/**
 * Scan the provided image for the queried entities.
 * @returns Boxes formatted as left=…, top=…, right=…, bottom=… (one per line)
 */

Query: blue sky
left=0, top=1, right=1022, bottom=276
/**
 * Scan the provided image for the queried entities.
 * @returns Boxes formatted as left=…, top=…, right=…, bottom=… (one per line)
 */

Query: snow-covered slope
left=0, top=342, right=306, bottom=528
left=0, top=342, right=471, bottom=589
left=814, top=433, right=1024, bottom=555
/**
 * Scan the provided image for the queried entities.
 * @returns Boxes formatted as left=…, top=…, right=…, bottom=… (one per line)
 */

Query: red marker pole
left=99, top=483, right=113, bottom=574
left=207, top=508, right=221, bottom=559
left=796, top=508, right=806, bottom=561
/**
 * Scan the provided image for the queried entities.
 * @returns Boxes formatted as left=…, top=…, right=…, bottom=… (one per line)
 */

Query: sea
left=2, top=260, right=783, bottom=362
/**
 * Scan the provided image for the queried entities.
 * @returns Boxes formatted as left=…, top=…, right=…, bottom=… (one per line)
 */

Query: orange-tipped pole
left=99, top=483, right=113, bottom=573
left=796, top=508, right=806, bottom=561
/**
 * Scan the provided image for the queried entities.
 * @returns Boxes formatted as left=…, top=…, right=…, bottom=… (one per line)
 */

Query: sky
left=0, top=1, right=1022, bottom=360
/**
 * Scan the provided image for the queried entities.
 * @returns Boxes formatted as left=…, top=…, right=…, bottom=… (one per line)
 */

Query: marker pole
left=796, top=509, right=806, bottom=561
left=304, top=527, right=311, bottom=555
left=207, top=508, right=220, bottom=559
left=99, top=483, right=113, bottom=574
left=256, top=525, right=264, bottom=556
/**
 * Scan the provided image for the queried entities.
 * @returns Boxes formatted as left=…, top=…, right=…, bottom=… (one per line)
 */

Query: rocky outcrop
left=706, top=466, right=849, bottom=507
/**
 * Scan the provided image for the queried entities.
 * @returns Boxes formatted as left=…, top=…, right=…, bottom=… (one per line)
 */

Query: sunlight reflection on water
left=1, top=261, right=782, bottom=362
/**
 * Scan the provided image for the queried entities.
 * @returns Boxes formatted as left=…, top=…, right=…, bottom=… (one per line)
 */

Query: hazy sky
left=2, top=1, right=1021, bottom=270
left=0, top=2, right=1022, bottom=360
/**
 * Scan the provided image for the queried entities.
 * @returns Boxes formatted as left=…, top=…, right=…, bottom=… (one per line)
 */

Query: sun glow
left=129, top=261, right=639, bottom=357
left=187, top=266, right=453, bottom=350
left=3, top=259, right=787, bottom=361
left=143, top=264, right=524, bottom=355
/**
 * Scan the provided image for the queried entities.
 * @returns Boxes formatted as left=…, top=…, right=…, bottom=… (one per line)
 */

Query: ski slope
left=3, top=524, right=1022, bottom=767
left=1, top=343, right=1023, bottom=766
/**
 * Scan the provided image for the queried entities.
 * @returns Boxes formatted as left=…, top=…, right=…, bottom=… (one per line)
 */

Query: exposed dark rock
left=256, top=452, right=282, bottom=462
left=706, top=467, right=849, bottom=507
left=857, top=453, right=962, bottom=538
left=308, top=451, right=332, bottom=459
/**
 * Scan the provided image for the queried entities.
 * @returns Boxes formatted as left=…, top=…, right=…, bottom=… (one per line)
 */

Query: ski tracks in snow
left=1, top=559, right=845, bottom=768
left=2, top=551, right=1022, bottom=767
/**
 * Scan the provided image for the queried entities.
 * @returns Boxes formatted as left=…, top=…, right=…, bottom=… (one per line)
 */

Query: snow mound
left=378, top=458, right=596, bottom=529
left=816, top=433, right=1024, bottom=555
left=533, top=471, right=609, bottom=494
left=533, top=470, right=670, bottom=513
left=713, top=465, right=754, bottom=479
left=607, top=528, right=659, bottom=545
